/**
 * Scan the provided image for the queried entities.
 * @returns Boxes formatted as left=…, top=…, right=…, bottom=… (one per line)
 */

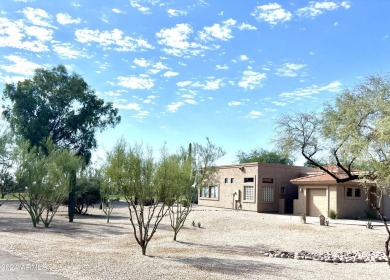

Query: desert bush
left=329, top=209, right=337, bottom=219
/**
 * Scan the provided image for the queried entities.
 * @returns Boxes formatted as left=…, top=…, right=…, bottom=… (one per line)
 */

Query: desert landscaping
left=0, top=200, right=389, bottom=279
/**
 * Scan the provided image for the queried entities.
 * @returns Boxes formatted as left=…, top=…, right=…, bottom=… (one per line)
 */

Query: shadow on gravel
left=172, top=256, right=286, bottom=277
left=176, top=240, right=268, bottom=257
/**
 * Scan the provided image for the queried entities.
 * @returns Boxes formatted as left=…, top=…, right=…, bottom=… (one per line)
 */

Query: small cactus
left=197, top=222, right=201, bottom=228
left=192, top=220, right=196, bottom=227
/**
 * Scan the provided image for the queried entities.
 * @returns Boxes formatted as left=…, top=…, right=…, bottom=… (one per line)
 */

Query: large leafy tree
left=236, top=148, right=293, bottom=165
left=274, top=74, right=390, bottom=265
left=2, top=65, right=121, bottom=221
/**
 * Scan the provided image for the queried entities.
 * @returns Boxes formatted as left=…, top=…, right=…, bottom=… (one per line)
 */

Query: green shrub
left=366, top=209, right=376, bottom=220
left=329, top=209, right=337, bottom=219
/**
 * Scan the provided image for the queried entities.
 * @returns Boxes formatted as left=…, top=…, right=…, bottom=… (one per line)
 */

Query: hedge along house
left=198, top=162, right=313, bottom=214
left=291, top=167, right=377, bottom=219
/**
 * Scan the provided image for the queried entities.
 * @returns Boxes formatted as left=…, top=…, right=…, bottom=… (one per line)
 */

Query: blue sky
left=0, top=0, right=389, bottom=165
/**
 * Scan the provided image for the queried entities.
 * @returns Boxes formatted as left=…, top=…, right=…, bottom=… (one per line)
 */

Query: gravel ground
left=0, top=200, right=389, bottom=280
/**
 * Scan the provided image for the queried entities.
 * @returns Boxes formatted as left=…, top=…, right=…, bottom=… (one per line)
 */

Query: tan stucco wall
left=198, top=163, right=258, bottom=211
left=293, top=184, right=371, bottom=218
left=336, top=186, right=370, bottom=218
left=199, top=163, right=313, bottom=213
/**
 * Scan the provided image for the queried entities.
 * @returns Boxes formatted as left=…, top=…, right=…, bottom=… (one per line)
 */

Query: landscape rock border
left=264, top=250, right=388, bottom=263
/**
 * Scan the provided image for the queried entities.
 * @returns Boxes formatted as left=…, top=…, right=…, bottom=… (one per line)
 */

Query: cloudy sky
left=0, top=0, right=389, bottom=164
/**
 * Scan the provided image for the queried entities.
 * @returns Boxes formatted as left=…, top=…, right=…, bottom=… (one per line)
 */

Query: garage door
left=308, top=189, right=327, bottom=216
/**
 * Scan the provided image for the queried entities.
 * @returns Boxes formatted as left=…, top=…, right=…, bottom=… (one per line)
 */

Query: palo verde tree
left=15, top=139, right=82, bottom=228
left=274, top=74, right=390, bottom=266
left=105, top=139, right=170, bottom=256
left=236, top=147, right=293, bottom=165
left=0, top=123, right=14, bottom=198
left=155, top=146, right=193, bottom=241
left=2, top=65, right=120, bottom=222
left=167, top=139, right=225, bottom=241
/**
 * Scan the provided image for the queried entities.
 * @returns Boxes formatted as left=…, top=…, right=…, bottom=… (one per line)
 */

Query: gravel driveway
left=0, top=200, right=388, bottom=279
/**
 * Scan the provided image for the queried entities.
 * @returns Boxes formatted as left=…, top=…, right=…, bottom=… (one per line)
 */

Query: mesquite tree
left=274, top=74, right=390, bottom=266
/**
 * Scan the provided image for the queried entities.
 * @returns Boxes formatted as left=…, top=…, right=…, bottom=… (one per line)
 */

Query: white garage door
left=308, top=189, right=327, bottom=217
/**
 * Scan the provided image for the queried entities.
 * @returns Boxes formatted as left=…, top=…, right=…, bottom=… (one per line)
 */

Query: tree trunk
left=68, top=169, right=76, bottom=222
left=141, top=245, right=147, bottom=256
left=173, top=231, right=177, bottom=241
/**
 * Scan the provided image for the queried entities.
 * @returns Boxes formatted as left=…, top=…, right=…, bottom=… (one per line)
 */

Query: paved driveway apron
left=0, top=250, right=69, bottom=280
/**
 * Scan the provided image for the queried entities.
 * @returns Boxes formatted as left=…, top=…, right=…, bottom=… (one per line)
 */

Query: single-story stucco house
left=198, top=162, right=313, bottom=214
left=291, top=167, right=379, bottom=219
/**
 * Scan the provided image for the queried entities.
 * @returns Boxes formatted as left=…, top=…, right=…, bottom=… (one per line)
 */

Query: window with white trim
left=200, top=186, right=218, bottom=199
left=244, top=186, right=254, bottom=201
left=345, top=187, right=361, bottom=199
left=262, top=185, right=274, bottom=202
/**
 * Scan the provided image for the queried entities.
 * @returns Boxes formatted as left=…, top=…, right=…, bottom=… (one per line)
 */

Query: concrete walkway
left=0, top=250, right=69, bottom=280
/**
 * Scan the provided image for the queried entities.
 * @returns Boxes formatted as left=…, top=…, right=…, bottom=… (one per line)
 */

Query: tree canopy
left=236, top=148, right=293, bottom=165
left=2, top=64, right=121, bottom=164
left=274, top=75, right=390, bottom=182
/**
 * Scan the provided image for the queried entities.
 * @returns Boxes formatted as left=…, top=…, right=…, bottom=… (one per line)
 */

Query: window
left=210, top=186, right=218, bottom=198
left=224, top=178, right=228, bottom=184
left=244, top=186, right=254, bottom=201
left=262, top=186, right=274, bottom=202
left=345, top=187, right=361, bottom=199
left=262, top=178, right=274, bottom=184
left=200, top=186, right=209, bottom=198
left=200, top=186, right=218, bottom=199
left=280, top=186, right=286, bottom=195
left=244, top=177, right=254, bottom=183
left=355, top=188, right=361, bottom=198
left=230, top=178, right=234, bottom=183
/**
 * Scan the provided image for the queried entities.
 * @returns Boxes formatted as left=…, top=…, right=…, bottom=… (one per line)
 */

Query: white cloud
left=56, top=13, right=81, bottom=25
left=149, top=61, right=168, bottom=74
left=238, top=70, right=267, bottom=90
left=23, top=7, right=54, bottom=28
left=279, top=80, right=341, bottom=100
left=276, top=63, right=306, bottom=77
left=163, top=71, right=179, bottom=77
left=0, top=17, right=52, bottom=52
left=117, top=75, right=154, bottom=89
left=167, top=8, right=187, bottom=17
left=341, top=1, right=352, bottom=9
left=52, top=42, right=85, bottom=59
left=296, top=1, right=345, bottom=18
left=133, top=58, right=150, bottom=67
left=203, top=78, right=223, bottom=90
left=130, top=0, right=151, bottom=14
left=112, top=8, right=126, bottom=14
left=75, top=28, right=153, bottom=51
left=157, top=23, right=206, bottom=57
left=252, top=3, right=292, bottom=25
left=114, top=102, right=141, bottom=110
left=246, top=110, right=262, bottom=119
left=1, top=55, right=41, bottom=76
left=239, top=54, right=249, bottom=61
left=238, top=22, right=257, bottom=30
left=271, top=101, right=286, bottom=106
left=143, top=95, right=157, bottom=104
left=167, top=101, right=184, bottom=112
left=216, top=64, right=229, bottom=70
left=184, top=99, right=197, bottom=105
left=198, top=18, right=236, bottom=41
left=228, top=101, right=242, bottom=106
left=177, top=80, right=192, bottom=87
